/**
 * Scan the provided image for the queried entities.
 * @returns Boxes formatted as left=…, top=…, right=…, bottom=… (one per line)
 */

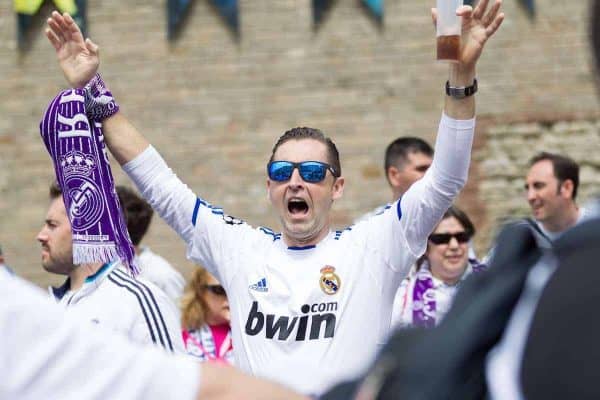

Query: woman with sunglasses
left=181, top=268, right=234, bottom=364
left=392, top=206, right=486, bottom=329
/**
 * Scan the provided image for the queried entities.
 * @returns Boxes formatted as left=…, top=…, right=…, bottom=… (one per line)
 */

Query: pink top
left=209, top=323, right=230, bottom=354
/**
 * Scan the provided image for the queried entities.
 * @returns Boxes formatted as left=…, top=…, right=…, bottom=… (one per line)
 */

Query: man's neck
left=283, top=227, right=331, bottom=248
left=68, top=262, right=105, bottom=291
left=541, top=204, right=580, bottom=234
left=392, top=189, right=405, bottom=203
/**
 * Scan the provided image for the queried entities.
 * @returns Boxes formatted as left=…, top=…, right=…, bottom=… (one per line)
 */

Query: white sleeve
left=398, top=112, right=475, bottom=257
left=123, top=145, right=197, bottom=244
left=123, top=146, right=258, bottom=284
left=357, top=113, right=474, bottom=278
left=0, top=274, right=199, bottom=400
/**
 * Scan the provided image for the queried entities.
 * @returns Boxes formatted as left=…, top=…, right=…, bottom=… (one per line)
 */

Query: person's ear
left=560, top=179, right=574, bottom=199
left=331, top=176, right=345, bottom=201
left=387, top=166, right=401, bottom=188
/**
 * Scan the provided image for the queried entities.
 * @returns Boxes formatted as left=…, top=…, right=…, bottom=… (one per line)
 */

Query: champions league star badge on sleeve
left=319, top=266, right=341, bottom=295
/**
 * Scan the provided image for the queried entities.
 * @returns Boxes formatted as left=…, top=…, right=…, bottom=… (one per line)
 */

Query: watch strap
left=445, top=79, right=478, bottom=99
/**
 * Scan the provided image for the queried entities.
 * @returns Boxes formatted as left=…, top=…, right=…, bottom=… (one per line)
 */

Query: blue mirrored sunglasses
left=267, top=161, right=339, bottom=183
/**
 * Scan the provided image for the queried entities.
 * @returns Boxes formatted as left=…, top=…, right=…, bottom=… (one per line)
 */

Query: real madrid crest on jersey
left=319, top=266, right=341, bottom=295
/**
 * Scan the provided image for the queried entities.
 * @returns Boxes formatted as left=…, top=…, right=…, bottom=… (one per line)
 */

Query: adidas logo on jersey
left=245, top=301, right=337, bottom=341
left=249, top=278, right=268, bottom=292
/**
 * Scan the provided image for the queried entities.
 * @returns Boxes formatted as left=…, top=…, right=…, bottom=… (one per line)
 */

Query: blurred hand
left=46, top=11, right=99, bottom=88
left=432, top=0, right=504, bottom=71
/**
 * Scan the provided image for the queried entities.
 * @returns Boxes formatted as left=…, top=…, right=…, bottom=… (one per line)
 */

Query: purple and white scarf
left=412, top=258, right=486, bottom=328
left=40, top=83, right=138, bottom=274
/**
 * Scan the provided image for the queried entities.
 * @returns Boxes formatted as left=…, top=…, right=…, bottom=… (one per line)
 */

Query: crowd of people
left=2, top=0, right=600, bottom=398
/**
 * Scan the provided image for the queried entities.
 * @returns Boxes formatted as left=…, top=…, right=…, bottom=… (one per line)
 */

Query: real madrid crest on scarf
left=319, top=265, right=341, bottom=295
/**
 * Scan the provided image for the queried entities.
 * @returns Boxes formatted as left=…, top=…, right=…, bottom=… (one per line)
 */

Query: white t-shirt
left=123, top=113, right=475, bottom=395
left=136, top=246, right=185, bottom=303
left=0, top=270, right=199, bottom=400
left=49, top=260, right=185, bottom=354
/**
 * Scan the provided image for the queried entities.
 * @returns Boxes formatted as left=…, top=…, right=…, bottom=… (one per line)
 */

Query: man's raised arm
left=394, top=0, right=504, bottom=258
left=442, top=0, right=503, bottom=120
left=46, top=11, right=148, bottom=165
left=46, top=12, right=197, bottom=245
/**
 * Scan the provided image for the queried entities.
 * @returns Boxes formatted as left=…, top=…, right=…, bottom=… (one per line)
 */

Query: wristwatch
left=445, top=79, right=478, bottom=99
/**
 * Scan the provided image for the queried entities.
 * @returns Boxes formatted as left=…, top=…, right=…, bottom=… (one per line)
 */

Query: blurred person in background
left=181, top=267, right=234, bottom=364
left=523, top=151, right=585, bottom=244
left=37, top=182, right=184, bottom=353
left=384, top=137, right=434, bottom=203
left=117, top=185, right=186, bottom=303
left=392, top=206, right=486, bottom=330
left=361, top=137, right=433, bottom=220
left=485, top=151, right=586, bottom=263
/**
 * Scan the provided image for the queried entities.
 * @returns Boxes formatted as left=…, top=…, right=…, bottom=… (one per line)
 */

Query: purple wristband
left=83, top=74, right=120, bottom=121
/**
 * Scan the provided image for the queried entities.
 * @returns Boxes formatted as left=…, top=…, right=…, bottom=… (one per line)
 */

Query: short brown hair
left=49, top=181, right=62, bottom=199
left=116, top=186, right=153, bottom=246
left=269, top=127, right=342, bottom=177
left=529, top=152, right=580, bottom=200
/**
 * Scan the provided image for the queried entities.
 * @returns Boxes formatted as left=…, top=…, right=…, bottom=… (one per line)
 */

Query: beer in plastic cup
left=436, top=0, right=463, bottom=62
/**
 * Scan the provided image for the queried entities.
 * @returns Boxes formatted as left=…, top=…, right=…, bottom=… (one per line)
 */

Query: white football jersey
left=124, top=113, right=475, bottom=395
left=49, top=260, right=185, bottom=354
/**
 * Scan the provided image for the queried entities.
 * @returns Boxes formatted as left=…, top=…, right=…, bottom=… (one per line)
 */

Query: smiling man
left=44, top=0, right=504, bottom=395
left=524, top=152, right=584, bottom=242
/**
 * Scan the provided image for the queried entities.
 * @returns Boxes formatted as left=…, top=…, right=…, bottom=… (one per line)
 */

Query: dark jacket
left=322, top=222, right=543, bottom=400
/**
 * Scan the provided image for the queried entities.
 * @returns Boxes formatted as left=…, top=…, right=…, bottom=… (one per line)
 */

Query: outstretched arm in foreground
left=1, top=272, right=308, bottom=400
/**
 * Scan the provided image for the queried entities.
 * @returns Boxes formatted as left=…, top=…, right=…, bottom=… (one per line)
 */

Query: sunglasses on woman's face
left=267, top=161, right=339, bottom=183
left=204, top=284, right=227, bottom=296
left=428, top=231, right=471, bottom=245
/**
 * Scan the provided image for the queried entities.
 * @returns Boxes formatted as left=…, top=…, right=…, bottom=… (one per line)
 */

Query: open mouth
left=287, top=198, right=309, bottom=215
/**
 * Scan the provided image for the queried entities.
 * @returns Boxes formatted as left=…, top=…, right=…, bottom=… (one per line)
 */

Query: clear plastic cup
left=436, top=0, right=463, bottom=62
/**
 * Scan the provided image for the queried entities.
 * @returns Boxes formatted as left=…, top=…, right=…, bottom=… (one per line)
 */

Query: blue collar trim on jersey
left=287, top=245, right=316, bottom=250
left=85, top=260, right=117, bottom=283
left=51, top=278, right=72, bottom=300
left=397, top=197, right=403, bottom=221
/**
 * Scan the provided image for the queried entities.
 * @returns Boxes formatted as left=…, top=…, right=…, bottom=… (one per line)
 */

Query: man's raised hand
left=46, top=11, right=99, bottom=88
left=431, top=0, right=504, bottom=71
left=456, top=0, right=504, bottom=69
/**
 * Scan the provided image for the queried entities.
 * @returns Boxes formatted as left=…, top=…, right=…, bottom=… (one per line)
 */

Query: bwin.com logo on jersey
left=249, top=277, right=268, bottom=292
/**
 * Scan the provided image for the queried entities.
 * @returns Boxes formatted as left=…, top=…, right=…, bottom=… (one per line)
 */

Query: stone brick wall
left=0, top=0, right=598, bottom=286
